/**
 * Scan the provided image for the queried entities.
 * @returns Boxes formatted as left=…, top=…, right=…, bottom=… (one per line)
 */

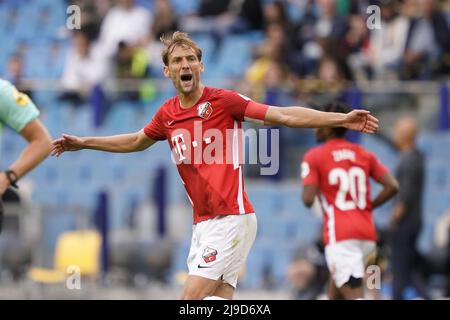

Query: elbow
left=43, top=134, right=53, bottom=155
left=384, top=179, right=400, bottom=200
left=35, top=133, right=53, bottom=156
left=392, top=183, right=400, bottom=195
left=389, top=178, right=400, bottom=195
left=43, top=135, right=53, bottom=154
left=131, top=133, right=150, bottom=152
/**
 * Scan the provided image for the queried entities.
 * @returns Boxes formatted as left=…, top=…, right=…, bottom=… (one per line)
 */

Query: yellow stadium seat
left=28, top=230, right=102, bottom=284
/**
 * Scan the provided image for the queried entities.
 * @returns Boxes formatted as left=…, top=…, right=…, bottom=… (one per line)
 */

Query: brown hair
left=160, top=31, right=202, bottom=66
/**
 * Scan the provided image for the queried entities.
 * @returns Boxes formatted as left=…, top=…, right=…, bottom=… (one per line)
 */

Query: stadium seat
left=269, top=247, right=293, bottom=288
left=169, top=239, right=191, bottom=287
left=27, top=230, right=101, bottom=298
left=170, top=0, right=199, bottom=15
left=239, top=242, right=272, bottom=289
left=28, top=229, right=101, bottom=282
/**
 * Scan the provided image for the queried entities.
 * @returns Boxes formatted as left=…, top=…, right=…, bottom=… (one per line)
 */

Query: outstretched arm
left=51, top=129, right=156, bottom=157
left=264, top=105, right=379, bottom=133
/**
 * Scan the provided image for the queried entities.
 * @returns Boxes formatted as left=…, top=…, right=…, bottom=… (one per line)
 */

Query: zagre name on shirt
left=332, top=149, right=356, bottom=162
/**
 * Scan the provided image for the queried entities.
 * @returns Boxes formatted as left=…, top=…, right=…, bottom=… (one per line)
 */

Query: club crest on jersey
left=197, top=102, right=213, bottom=119
left=202, top=247, right=218, bottom=263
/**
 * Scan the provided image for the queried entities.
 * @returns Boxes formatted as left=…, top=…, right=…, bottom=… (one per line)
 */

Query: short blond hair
left=160, top=31, right=202, bottom=66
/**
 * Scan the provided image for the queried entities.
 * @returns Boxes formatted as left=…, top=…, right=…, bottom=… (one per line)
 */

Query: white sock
left=203, top=296, right=228, bottom=300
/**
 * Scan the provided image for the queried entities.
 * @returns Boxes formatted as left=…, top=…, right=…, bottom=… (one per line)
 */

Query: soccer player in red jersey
left=301, top=102, right=399, bottom=300
left=52, top=32, right=379, bottom=300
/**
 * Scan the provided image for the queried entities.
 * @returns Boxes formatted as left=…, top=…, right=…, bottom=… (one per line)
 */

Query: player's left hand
left=343, top=110, right=379, bottom=134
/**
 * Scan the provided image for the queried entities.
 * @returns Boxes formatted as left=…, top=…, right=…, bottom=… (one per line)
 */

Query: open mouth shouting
left=180, top=73, right=193, bottom=88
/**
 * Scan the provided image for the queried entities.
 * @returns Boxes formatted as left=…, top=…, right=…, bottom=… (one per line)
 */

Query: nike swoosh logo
left=197, top=264, right=212, bottom=269
left=167, top=120, right=174, bottom=126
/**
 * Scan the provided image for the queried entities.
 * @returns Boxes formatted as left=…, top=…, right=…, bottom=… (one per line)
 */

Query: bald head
left=394, top=116, right=419, bottom=151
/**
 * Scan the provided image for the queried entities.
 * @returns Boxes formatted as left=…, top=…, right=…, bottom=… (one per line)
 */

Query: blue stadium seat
left=269, top=245, right=294, bottom=288
left=40, top=211, right=77, bottom=267
left=170, top=0, right=199, bottom=15
left=239, top=242, right=272, bottom=289
left=169, top=238, right=191, bottom=285
left=258, top=216, right=289, bottom=241
left=103, top=102, right=141, bottom=133
left=209, top=35, right=252, bottom=79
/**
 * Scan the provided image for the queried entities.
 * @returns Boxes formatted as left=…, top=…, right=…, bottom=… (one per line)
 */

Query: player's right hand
left=51, top=134, right=84, bottom=157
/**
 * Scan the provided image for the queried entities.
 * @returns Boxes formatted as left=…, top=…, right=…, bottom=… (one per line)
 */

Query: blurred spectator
left=315, top=0, right=349, bottom=41
left=181, top=0, right=264, bottom=57
left=347, top=0, right=374, bottom=16
left=401, top=0, right=450, bottom=79
left=287, top=240, right=328, bottom=300
left=296, top=55, right=346, bottom=105
left=264, top=60, right=289, bottom=91
left=115, top=42, right=149, bottom=79
left=288, top=0, right=349, bottom=77
left=368, top=0, right=410, bottom=80
left=233, top=0, right=264, bottom=32
left=139, top=0, right=178, bottom=78
left=59, top=30, right=108, bottom=105
left=389, top=116, right=430, bottom=299
left=98, top=0, right=152, bottom=58
left=345, top=14, right=371, bottom=81
left=4, top=54, right=33, bottom=100
left=317, top=55, right=345, bottom=83
left=70, top=0, right=106, bottom=40
left=151, top=0, right=179, bottom=41
left=114, top=41, right=152, bottom=102
left=180, top=0, right=232, bottom=57
left=245, top=24, right=286, bottom=101
left=263, top=0, right=292, bottom=32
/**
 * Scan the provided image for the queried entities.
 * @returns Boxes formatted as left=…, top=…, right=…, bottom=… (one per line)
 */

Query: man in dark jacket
left=389, top=117, right=430, bottom=299
left=402, top=0, right=450, bottom=79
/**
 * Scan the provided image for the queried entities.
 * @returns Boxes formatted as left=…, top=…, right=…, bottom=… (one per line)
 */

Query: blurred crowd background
left=0, top=0, right=450, bottom=299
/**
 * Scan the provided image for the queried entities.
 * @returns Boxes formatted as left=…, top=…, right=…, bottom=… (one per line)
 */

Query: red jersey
left=144, top=87, right=268, bottom=224
left=301, top=138, right=389, bottom=245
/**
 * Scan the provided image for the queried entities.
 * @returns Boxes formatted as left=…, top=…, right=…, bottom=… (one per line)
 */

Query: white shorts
left=325, top=239, right=376, bottom=288
left=187, top=213, right=257, bottom=288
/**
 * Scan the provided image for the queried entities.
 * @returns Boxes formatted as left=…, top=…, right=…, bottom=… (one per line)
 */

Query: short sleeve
left=0, top=80, right=40, bottom=132
left=369, top=152, right=389, bottom=181
left=301, top=151, right=319, bottom=186
left=143, top=107, right=166, bottom=141
left=222, top=90, right=269, bottom=124
left=222, top=90, right=251, bottom=121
